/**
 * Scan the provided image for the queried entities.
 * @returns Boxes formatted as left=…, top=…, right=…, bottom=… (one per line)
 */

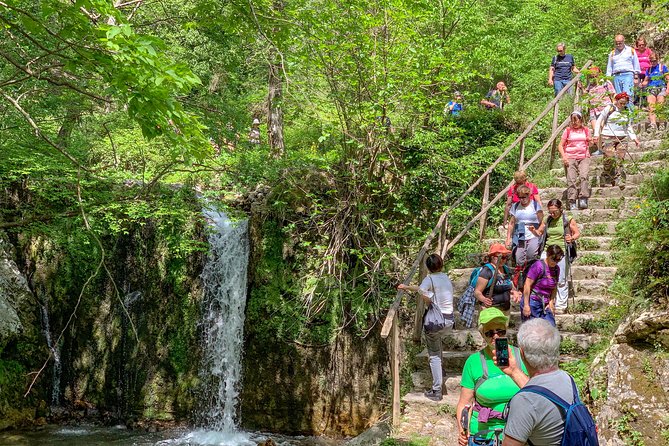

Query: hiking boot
left=568, top=200, right=578, bottom=211
left=424, top=389, right=443, bottom=401
left=591, top=149, right=603, bottom=157
left=578, top=198, right=588, bottom=210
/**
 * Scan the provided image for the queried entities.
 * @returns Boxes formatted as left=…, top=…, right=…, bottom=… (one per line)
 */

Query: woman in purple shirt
left=519, top=245, right=564, bottom=327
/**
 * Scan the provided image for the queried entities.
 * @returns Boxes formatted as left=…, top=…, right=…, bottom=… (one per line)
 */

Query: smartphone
left=495, top=337, right=509, bottom=367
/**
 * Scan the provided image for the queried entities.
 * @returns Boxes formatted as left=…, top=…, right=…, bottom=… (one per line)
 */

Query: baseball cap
left=479, top=307, right=509, bottom=326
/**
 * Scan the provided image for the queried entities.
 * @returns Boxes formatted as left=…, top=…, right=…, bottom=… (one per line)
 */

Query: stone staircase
left=395, top=124, right=667, bottom=444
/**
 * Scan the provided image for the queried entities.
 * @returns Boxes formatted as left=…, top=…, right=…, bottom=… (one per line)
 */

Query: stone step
left=541, top=185, right=638, bottom=199
left=550, top=159, right=665, bottom=177
left=579, top=220, right=619, bottom=235
left=577, top=236, right=614, bottom=250
left=584, top=197, right=639, bottom=210
left=555, top=173, right=646, bottom=187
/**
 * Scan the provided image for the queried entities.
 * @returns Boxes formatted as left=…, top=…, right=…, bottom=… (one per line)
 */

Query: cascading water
left=198, top=208, right=250, bottom=434
left=39, top=301, right=61, bottom=408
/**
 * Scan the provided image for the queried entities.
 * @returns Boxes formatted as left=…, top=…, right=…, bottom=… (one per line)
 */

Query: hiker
left=540, top=199, right=580, bottom=313
left=558, top=111, right=592, bottom=210
left=504, top=171, right=542, bottom=229
left=642, top=53, right=669, bottom=132
left=636, top=37, right=653, bottom=84
left=635, top=37, right=653, bottom=108
left=456, top=308, right=529, bottom=446
left=548, top=43, right=578, bottom=96
left=594, top=92, right=640, bottom=188
left=474, top=244, right=522, bottom=313
left=249, top=118, right=261, bottom=144
left=481, top=81, right=510, bottom=110
left=397, top=254, right=454, bottom=401
left=583, top=66, right=615, bottom=155
left=445, top=91, right=464, bottom=116
left=500, top=319, right=599, bottom=446
left=506, top=185, right=544, bottom=266
left=519, top=245, right=564, bottom=327
left=606, top=34, right=641, bottom=108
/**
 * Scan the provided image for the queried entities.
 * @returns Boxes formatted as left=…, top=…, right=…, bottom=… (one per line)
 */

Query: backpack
left=519, top=375, right=599, bottom=446
left=457, top=263, right=511, bottom=328
left=512, top=258, right=545, bottom=292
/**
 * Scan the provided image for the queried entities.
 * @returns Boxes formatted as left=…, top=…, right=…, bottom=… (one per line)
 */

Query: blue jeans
left=520, top=295, right=556, bottom=326
left=554, top=79, right=572, bottom=96
left=613, top=72, right=635, bottom=110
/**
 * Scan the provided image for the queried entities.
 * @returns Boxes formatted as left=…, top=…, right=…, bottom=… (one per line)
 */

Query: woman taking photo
left=520, top=245, right=565, bottom=327
left=537, top=199, right=580, bottom=312
left=558, top=111, right=592, bottom=210
left=397, top=253, right=453, bottom=401
left=506, top=185, right=544, bottom=266
left=456, top=308, right=529, bottom=446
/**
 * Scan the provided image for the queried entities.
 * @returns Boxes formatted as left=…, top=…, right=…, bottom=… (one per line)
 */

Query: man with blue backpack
left=498, top=319, right=599, bottom=446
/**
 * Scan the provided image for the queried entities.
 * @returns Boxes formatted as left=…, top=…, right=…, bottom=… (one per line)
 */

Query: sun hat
left=488, top=242, right=511, bottom=256
left=252, top=118, right=261, bottom=125
left=479, top=307, right=509, bottom=326
left=571, top=110, right=582, bottom=118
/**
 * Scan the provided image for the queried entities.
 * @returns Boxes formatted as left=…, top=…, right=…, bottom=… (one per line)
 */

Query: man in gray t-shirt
left=504, top=370, right=574, bottom=445
left=498, top=319, right=575, bottom=446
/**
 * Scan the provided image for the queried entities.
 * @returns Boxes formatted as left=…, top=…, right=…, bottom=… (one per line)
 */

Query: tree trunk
left=267, top=0, right=285, bottom=158
left=267, top=58, right=285, bottom=158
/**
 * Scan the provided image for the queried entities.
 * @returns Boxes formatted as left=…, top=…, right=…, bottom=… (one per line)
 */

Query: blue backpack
left=519, top=376, right=599, bottom=446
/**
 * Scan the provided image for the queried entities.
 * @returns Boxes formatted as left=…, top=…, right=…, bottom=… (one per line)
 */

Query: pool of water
left=0, top=426, right=342, bottom=446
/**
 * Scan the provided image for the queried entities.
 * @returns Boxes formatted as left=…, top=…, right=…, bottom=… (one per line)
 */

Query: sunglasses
left=518, top=195, right=530, bottom=199
left=552, top=255, right=564, bottom=261
left=484, top=329, right=507, bottom=338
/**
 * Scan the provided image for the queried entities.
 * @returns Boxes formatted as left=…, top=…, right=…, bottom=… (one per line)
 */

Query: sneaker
left=568, top=200, right=578, bottom=211
left=591, top=150, right=603, bottom=156
left=424, top=389, right=443, bottom=401
left=578, top=198, right=588, bottom=210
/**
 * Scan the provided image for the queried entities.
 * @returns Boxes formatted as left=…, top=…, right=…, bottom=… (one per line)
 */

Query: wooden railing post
left=391, top=314, right=400, bottom=428
left=519, top=138, right=525, bottom=169
left=549, top=102, right=560, bottom=168
left=479, top=174, right=490, bottom=241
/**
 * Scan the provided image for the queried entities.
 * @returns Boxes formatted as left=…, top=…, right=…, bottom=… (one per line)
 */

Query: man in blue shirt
left=548, top=43, right=577, bottom=96
left=445, top=91, right=463, bottom=116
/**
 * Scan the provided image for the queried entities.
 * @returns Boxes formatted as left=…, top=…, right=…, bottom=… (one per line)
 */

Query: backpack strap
left=474, top=350, right=489, bottom=393
left=517, top=375, right=580, bottom=412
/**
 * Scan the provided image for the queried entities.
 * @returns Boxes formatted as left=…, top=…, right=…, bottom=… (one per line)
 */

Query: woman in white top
left=398, top=253, right=454, bottom=401
left=506, top=185, right=545, bottom=266
left=594, top=92, right=640, bottom=187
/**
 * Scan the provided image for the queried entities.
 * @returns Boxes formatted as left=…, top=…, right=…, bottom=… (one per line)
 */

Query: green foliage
left=613, top=169, right=669, bottom=307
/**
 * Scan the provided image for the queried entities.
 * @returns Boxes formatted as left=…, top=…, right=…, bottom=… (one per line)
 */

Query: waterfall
left=39, top=301, right=61, bottom=408
left=198, top=208, right=250, bottom=433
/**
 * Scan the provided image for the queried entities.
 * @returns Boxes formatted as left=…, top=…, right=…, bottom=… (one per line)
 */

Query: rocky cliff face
left=589, top=310, right=669, bottom=445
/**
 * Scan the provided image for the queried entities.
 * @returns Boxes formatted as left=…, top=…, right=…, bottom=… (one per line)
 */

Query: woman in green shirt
left=455, top=308, right=529, bottom=446
left=536, top=199, right=580, bottom=312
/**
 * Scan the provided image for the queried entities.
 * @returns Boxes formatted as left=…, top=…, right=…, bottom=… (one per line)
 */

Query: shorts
left=647, top=87, right=667, bottom=97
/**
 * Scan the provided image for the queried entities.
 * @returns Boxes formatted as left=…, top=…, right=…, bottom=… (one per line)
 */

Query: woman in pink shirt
left=635, top=37, right=653, bottom=82
left=558, top=111, right=591, bottom=210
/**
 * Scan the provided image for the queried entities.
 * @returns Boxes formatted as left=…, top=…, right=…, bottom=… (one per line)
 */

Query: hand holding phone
left=495, top=337, right=509, bottom=367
